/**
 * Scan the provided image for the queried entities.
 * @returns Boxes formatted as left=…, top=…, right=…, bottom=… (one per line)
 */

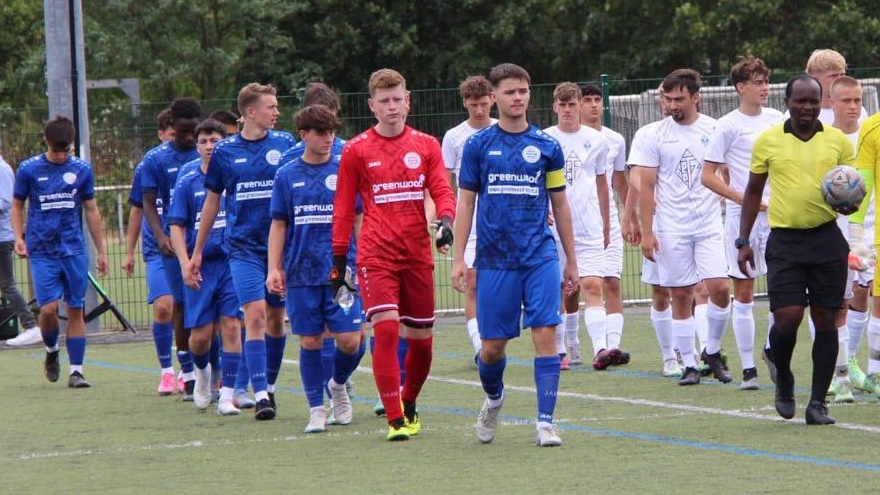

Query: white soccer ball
left=822, top=165, right=866, bottom=210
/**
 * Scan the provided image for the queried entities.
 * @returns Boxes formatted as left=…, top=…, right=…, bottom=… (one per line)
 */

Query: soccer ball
left=822, top=165, right=866, bottom=211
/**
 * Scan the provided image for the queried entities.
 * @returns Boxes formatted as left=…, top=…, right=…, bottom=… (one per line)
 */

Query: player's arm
left=426, top=139, right=456, bottom=253
left=83, top=198, right=108, bottom=277
left=266, top=218, right=287, bottom=296
left=169, top=224, right=189, bottom=273
left=140, top=159, right=171, bottom=256
left=11, top=198, right=26, bottom=257
left=441, top=130, right=458, bottom=193
left=621, top=167, right=641, bottom=246
left=124, top=206, right=142, bottom=277
left=549, top=188, right=578, bottom=296
left=701, top=160, right=742, bottom=204
left=597, top=172, right=611, bottom=249
left=612, top=170, right=627, bottom=207
left=737, top=171, right=768, bottom=275
left=451, top=187, right=476, bottom=293
left=636, top=165, right=659, bottom=261
left=331, top=147, right=361, bottom=296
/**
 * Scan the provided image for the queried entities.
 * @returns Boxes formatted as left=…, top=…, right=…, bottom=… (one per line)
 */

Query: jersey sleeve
left=704, top=121, right=731, bottom=164
left=546, top=142, right=566, bottom=192
left=140, top=154, right=159, bottom=194
left=458, top=136, right=481, bottom=192
left=441, top=130, right=457, bottom=172
left=750, top=133, right=771, bottom=175
left=270, top=168, right=289, bottom=221
left=332, top=144, right=360, bottom=256
left=610, top=134, right=627, bottom=172
left=425, top=137, right=456, bottom=220
left=205, top=147, right=226, bottom=194
left=12, top=163, right=31, bottom=201
left=129, top=165, right=144, bottom=207
left=627, top=126, right=658, bottom=168
left=81, top=166, right=95, bottom=201
left=165, top=176, right=190, bottom=226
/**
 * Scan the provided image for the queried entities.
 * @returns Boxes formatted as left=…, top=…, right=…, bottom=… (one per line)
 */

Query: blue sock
left=244, top=339, right=268, bottom=393
left=42, top=328, right=60, bottom=349
left=152, top=322, right=173, bottom=369
left=333, top=347, right=360, bottom=385
left=193, top=351, right=209, bottom=370
left=209, top=333, right=221, bottom=370
left=534, top=356, right=561, bottom=424
left=398, top=336, right=408, bottom=386
left=234, top=328, right=249, bottom=391
left=354, top=339, right=367, bottom=370
left=478, top=355, right=506, bottom=400
left=265, top=334, right=286, bottom=386
left=300, top=348, right=324, bottom=408
left=221, top=351, right=240, bottom=389
left=177, top=350, right=194, bottom=374
left=66, top=336, right=86, bottom=366
left=322, top=337, right=336, bottom=399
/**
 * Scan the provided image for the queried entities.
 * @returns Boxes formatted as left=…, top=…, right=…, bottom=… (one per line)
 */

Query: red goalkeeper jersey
left=333, top=126, right=456, bottom=269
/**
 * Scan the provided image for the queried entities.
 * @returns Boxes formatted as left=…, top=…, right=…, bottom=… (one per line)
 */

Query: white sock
left=705, top=300, right=730, bottom=355
left=808, top=316, right=816, bottom=341
left=220, top=386, right=234, bottom=401
left=846, top=308, right=868, bottom=357
left=765, top=311, right=774, bottom=350
left=731, top=300, right=756, bottom=370
left=867, top=317, right=880, bottom=374
left=694, top=304, right=709, bottom=352
left=69, top=364, right=83, bottom=375
left=606, top=313, right=624, bottom=350
left=161, top=366, right=175, bottom=375
left=555, top=322, right=566, bottom=355
left=487, top=390, right=504, bottom=408
left=651, top=306, right=675, bottom=361
left=585, top=306, right=607, bottom=357
left=267, top=383, right=276, bottom=394
left=564, top=312, right=580, bottom=347
left=836, top=325, right=849, bottom=371
left=672, top=318, right=697, bottom=369
left=182, top=371, right=195, bottom=382
left=255, top=390, right=269, bottom=402
left=45, top=344, right=60, bottom=353
left=466, top=318, right=481, bottom=354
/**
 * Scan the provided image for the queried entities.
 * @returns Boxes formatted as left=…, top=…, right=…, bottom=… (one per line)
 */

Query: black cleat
left=740, top=367, right=759, bottom=390
left=67, top=371, right=91, bottom=388
left=678, top=366, right=701, bottom=386
left=610, top=349, right=631, bottom=366
left=44, top=350, right=60, bottom=383
left=181, top=379, right=195, bottom=402
left=805, top=400, right=836, bottom=425
left=762, top=347, right=777, bottom=385
left=774, top=369, right=795, bottom=419
left=268, top=392, right=276, bottom=411
left=700, top=349, right=733, bottom=383
left=254, top=398, right=276, bottom=421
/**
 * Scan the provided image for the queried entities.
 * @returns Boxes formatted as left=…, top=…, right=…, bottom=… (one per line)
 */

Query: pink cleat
left=560, top=355, right=570, bottom=371
left=177, top=375, right=186, bottom=394
left=158, top=372, right=176, bottom=396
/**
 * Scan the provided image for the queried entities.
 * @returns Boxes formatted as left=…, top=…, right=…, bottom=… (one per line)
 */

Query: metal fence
left=4, top=69, right=880, bottom=330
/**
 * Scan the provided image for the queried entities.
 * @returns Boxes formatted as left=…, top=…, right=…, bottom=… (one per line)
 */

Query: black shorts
left=765, top=220, right=848, bottom=311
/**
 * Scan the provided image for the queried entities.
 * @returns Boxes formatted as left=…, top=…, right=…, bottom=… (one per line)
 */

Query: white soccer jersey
left=601, top=126, right=627, bottom=237
left=442, top=119, right=496, bottom=248
left=544, top=125, right=608, bottom=243
left=628, top=114, right=721, bottom=236
left=704, top=108, right=784, bottom=209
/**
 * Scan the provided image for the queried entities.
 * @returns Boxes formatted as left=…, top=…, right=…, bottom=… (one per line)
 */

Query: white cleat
left=217, top=398, right=241, bottom=416
left=5, top=326, right=43, bottom=347
left=475, top=396, right=503, bottom=443
left=536, top=422, right=562, bottom=447
left=663, top=359, right=683, bottom=377
left=303, top=407, right=327, bottom=433
left=194, top=365, right=212, bottom=410
left=566, top=343, right=584, bottom=366
left=328, top=378, right=353, bottom=425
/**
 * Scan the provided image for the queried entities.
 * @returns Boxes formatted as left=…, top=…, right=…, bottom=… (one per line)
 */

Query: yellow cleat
left=386, top=423, right=410, bottom=441
left=404, top=413, right=421, bottom=436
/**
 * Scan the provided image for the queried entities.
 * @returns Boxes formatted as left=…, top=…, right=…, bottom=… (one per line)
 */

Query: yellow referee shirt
left=751, top=120, right=855, bottom=229
left=852, top=112, right=880, bottom=228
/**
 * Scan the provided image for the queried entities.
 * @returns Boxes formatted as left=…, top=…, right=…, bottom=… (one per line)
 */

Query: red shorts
left=358, top=264, right=435, bottom=328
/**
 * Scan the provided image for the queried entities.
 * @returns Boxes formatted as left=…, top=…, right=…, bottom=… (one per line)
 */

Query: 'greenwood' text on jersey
left=166, top=160, right=227, bottom=259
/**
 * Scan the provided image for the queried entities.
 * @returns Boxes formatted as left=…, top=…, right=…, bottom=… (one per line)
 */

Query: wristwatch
left=734, top=237, right=750, bottom=249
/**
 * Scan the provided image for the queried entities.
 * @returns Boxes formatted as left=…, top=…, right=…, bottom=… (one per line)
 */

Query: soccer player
left=167, top=119, right=243, bottom=415
left=141, top=98, right=202, bottom=398
left=544, top=82, right=614, bottom=370
left=578, top=83, right=631, bottom=367
left=739, top=74, right=855, bottom=425
left=452, top=63, right=578, bottom=447
left=632, top=69, right=731, bottom=386
left=442, top=75, right=496, bottom=359
left=331, top=68, right=455, bottom=441
left=804, top=49, right=868, bottom=125
left=267, top=104, right=363, bottom=433
left=190, top=83, right=296, bottom=420
left=701, top=56, right=784, bottom=390
left=11, top=116, right=109, bottom=387
left=209, top=109, right=240, bottom=136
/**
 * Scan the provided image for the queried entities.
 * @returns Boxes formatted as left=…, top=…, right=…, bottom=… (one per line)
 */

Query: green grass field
left=3, top=304, right=879, bottom=494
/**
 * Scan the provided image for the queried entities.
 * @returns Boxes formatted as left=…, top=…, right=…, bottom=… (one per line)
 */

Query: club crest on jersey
left=62, top=172, right=77, bottom=185
left=522, top=145, right=541, bottom=164
left=403, top=152, right=421, bottom=170
left=266, top=149, right=282, bottom=166
left=325, top=174, right=338, bottom=191
left=700, top=135, right=709, bottom=145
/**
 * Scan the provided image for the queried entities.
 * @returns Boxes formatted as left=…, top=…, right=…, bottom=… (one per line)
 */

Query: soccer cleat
left=157, top=372, right=176, bottom=396
left=233, top=390, right=256, bottom=409
left=700, top=349, right=733, bottom=383
left=848, top=357, right=867, bottom=391
left=740, top=367, right=760, bottom=391
left=559, top=355, right=570, bottom=371
left=177, top=375, right=186, bottom=394
left=678, top=366, right=700, bottom=386
left=67, top=371, right=91, bottom=388
left=268, top=392, right=277, bottom=412
left=328, top=379, right=353, bottom=426
left=374, top=397, right=386, bottom=416
left=834, top=378, right=855, bottom=403
left=862, top=373, right=880, bottom=396
left=475, top=397, right=503, bottom=443
left=210, top=391, right=220, bottom=404
left=217, top=399, right=241, bottom=416
left=774, top=369, right=795, bottom=420
left=181, top=380, right=195, bottom=402
left=662, top=359, right=682, bottom=377
left=386, top=419, right=410, bottom=441
left=303, top=407, right=327, bottom=433
left=762, top=347, right=777, bottom=385
left=193, top=366, right=212, bottom=410
left=592, top=349, right=615, bottom=371
left=535, top=423, right=562, bottom=447
left=566, top=344, right=584, bottom=366
left=327, top=408, right=339, bottom=426
left=827, top=378, right=837, bottom=396
left=5, top=326, right=43, bottom=347
left=44, top=350, right=60, bottom=383
left=254, top=398, right=276, bottom=421
left=805, top=400, right=836, bottom=425
left=610, top=349, right=631, bottom=366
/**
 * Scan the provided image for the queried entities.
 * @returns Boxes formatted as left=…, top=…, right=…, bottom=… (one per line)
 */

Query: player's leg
left=162, top=256, right=192, bottom=396
left=183, top=259, right=223, bottom=411
left=831, top=284, right=855, bottom=403
left=144, top=258, right=175, bottom=395
left=29, top=257, right=63, bottom=383
left=265, top=295, right=287, bottom=406
left=657, top=235, right=700, bottom=385
left=233, top=322, right=255, bottom=409
left=727, top=209, right=760, bottom=389
left=60, top=254, right=90, bottom=388
left=464, top=239, right=481, bottom=359
left=581, top=275, right=613, bottom=370
left=214, top=266, right=242, bottom=415
left=695, top=231, right=732, bottom=383
left=645, top=258, right=676, bottom=375
left=848, top=278, right=870, bottom=389
left=693, top=280, right=710, bottom=357
left=864, top=287, right=880, bottom=397
left=399, top=265, right=438, bottom=434
left=287, top=286, right=328, bottom=433
left=603, top=231, right=628, bottom=365
left=188, top=321, right=213, bottom=410
left=559, top=288, right=576, bottom=369
left=326, top=285, right=363, bottom=427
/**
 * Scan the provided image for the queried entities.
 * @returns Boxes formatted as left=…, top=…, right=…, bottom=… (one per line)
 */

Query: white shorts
left=857, top=265, right=874, bottom=287
left=655, top=231, right=728, bottom=288
left=641, top=257, right=660, bottom=286
left=557, top=238, right=606, bottom=279
left=603, top=233, right=623, bottom=279
left=464, top=236, right=476, bottom=270
left=725, top=209, right=770, bottom=279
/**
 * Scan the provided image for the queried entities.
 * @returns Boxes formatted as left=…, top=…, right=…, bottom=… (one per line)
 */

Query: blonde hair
left=830, top=75, right=862, bottom=98
left=368, top=69, right=406, bottom=96
left=237, top=83, right=277, bottom=116
left=805, top=49, right=846, bottom=75
left=553, top=82, right=581, bottom=102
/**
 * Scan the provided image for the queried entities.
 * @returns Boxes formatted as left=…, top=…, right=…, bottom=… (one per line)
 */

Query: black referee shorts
left=765, top=220, right=848, bottom=311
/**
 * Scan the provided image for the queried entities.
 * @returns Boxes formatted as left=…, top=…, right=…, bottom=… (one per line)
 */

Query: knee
left=40, top=301, right=59, bottom=318
left=300, top=334, right=322, bottom=350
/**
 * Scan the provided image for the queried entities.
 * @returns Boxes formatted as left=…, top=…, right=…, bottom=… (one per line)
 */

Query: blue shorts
left=476, top=261, right=561, bottom=340
left=145, top=257, right=171, bottom=304
left=161, top=255, right=185, bottom=304
left=184, top=257, right=240, bottom=328
left=286, top=286, right=362, bottom=336
left=30, top=254, right=89, bottom=308
left=229, top=256, right=284, bottom=308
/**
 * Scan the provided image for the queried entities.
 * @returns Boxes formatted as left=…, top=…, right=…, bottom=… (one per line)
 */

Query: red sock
left=401, top=336, right=433, bottom=404
left=372, top=320, right=403, bottom=423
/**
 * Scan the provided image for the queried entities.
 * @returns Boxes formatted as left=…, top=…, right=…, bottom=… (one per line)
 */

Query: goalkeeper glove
left=328, top=255, right=354, bottom=298
left=848, top=222, right=875, bottom=271
left=433, top=216, right=454, bottom=251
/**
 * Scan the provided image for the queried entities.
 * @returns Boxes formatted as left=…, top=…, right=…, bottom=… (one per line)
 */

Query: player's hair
left=459, top=76, right=491, bottom=100
left=208, top=110, right=239, bottom=127
left=661, top=69, right=701, bottom=95
left=368, top=69, right=406, bottom=96
left=302, top=82, right=340, bottom=111
left=488, top=63, right=530, bottom=87
left=579, top=84, right=601, bottom=98
left=169, top=98, right=202, bottom=122
left=193, top=119, right=227, bottom=140
left=44, top=115, right=76, bottom=151
left=730, top=55, right=770, bottom=88
left=830, top=75, right=861, bottom=97
left=295, top=104, right=340, bottom=133
left=553, top=82, right=581, bottom=102
left=237, top=83, right=277, bottom=116
left=156, top=108, right=174, bottom=131
left=784, top=74, right=822, bottom=100
left=805, top=49, right=846, bottom=75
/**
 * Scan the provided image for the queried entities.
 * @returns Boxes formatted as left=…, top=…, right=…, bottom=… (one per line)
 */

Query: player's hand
left=603, top=227, right=611, bottom=249
left=562, top=261, right=578, bottom=297
left=450, top=259, right=467, bottom=294
left=848, top=222, right=874, bottom=266
left=14, top=238, right=27, bottom=258
left=432, top=216, right=454, bottom=254
left=835, top=204, right=860, bottom=216
left=759, top=201, right=768, bottom=212
left=266, top=268, right=286, bottom=296
left=96, top=251, right=109, bottom=277
left=157, top=234, right=176, bottom=257
left=641, top=232, right=659, bottom=262
left=623, top=217, right=641, bottom=246
left=123, top=253, right=135, bottom=277
left=848, top=252, right=872, bottom=272
left=187, top=253, right=203, bottom=290
left=328, top=255, right=354, bottom=299
left=547, top=210, right=555, bottom=226
left=737, top=245, right=756, bottom=277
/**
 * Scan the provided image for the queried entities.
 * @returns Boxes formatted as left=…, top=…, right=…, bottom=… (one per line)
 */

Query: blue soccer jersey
left=140, top=141, right=199, bottom=233
left=458, top=124, right=565, bottom=269
left=13, top=154, right=96, bottom=258
left=279, top=137, right=346, bottom=166
left=128, top=163, right=160, bottom=261
left=270, top=155, right=358, bottom=287
left=206, top=130, right=296, bottom=260
left=166, top=160, right=227, bottom=259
